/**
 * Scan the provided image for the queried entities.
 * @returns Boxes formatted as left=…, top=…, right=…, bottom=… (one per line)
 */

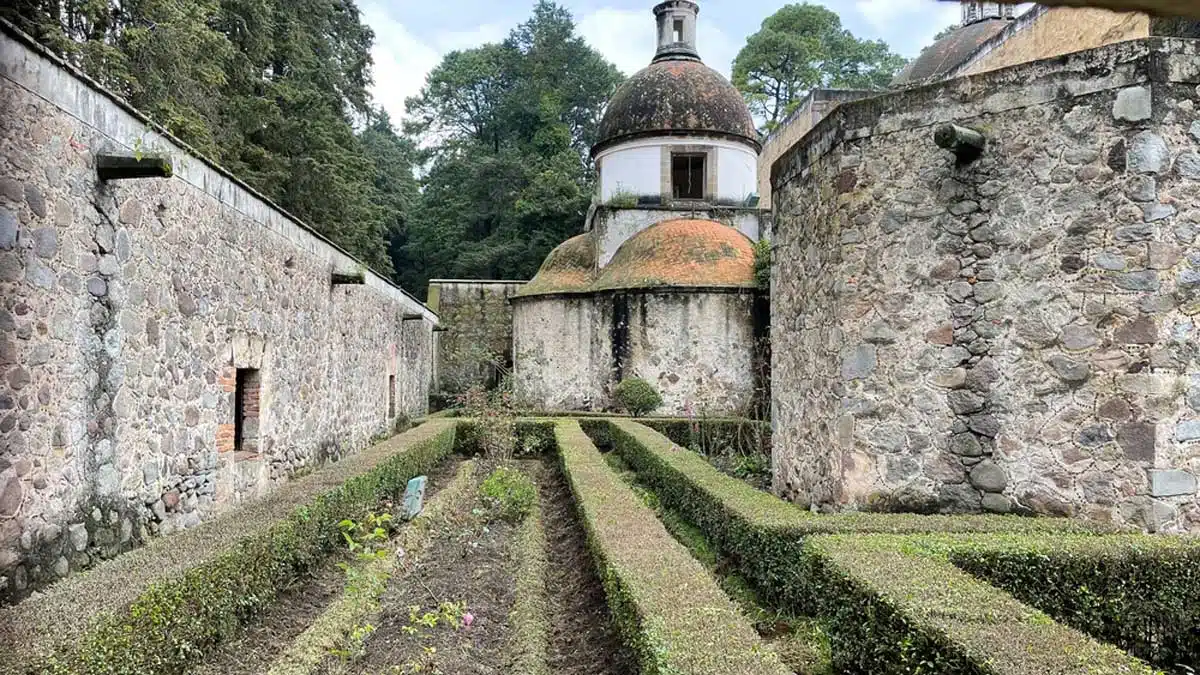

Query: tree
left=732, top=3, right=906, bottom=132
left=397, top=1, right=622, bottom=296
left=6, top=0, right=407, bottom=275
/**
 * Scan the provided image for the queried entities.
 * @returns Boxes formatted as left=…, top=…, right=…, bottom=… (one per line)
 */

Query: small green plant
left=606, top=187, right=638, bottom=208
left=480, top=467, right=536, bottom=523
left=614, top=377, right=663, bottom=417
left=753, top=239, right=771, bottom=291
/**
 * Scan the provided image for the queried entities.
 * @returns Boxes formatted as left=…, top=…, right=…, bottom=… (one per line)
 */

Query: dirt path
left=190, top=561, right=348, bottom=675
left=540, top=457, right=637, bottom=675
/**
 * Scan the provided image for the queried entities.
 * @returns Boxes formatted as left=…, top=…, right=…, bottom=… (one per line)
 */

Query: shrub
left=753, top=238, right=770, bottom=291
left=613, top=378, right=662, bottom=417
left=480, top=466, right=537, bottom=523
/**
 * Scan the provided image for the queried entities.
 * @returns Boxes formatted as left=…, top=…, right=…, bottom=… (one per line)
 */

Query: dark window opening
left=673, top=18, right=684, bottom=43
left=672, top=154, right=705, bottom=200
left=235, top=368, right=261, bottom=455
left=388, top=375, right=396, bottom=419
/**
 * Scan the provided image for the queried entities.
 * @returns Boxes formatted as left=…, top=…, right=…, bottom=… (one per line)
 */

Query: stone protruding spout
left=934, top=124, right=987, bottom=163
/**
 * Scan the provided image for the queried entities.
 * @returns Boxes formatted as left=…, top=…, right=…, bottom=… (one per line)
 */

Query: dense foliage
left=4, top=0, right=415, bottom=274
left=394, top=2, right=623, bottom=295
left=732, top=3, right=906, bottom=132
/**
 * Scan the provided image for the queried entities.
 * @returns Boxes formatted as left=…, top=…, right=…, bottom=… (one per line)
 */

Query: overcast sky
left=362, top=1, right=1035, bottom=122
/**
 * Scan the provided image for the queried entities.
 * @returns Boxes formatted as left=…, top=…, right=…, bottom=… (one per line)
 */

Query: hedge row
left=452, top=419, right=557, bottom=457
left=926, top=534, right=1200, bottom=670
left=506, top=479, right=550, bottom=675
left=2, top=421, right=457, bottom=675
left=553, top=420, right=791, bottom=675
left=268, top=460, right=479, bottom=675
left=600, top=421, right=1155, bottom=675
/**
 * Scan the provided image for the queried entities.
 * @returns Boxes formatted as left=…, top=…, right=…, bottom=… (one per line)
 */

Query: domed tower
left=593, top=1, right=760, bottom=211
left=510, top=3, right=766, bottom=417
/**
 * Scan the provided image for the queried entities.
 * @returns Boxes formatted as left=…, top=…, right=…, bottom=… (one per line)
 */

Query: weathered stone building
left=426, top=280, right=523, bottom=399
left=769, top=33, right=1200, bottom=530
left=510, top=1, right=768, bottom=416
left=0, top=24, right=438, bottom=599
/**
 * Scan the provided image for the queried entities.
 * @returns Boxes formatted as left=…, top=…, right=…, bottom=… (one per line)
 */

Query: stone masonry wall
left=513, top=290, right=757, bottom=415
left=426, top=280, right=524, bottom=397
left=771, top=38, right=1200, bottom=531
left=0, top=27, right=437, bottom=600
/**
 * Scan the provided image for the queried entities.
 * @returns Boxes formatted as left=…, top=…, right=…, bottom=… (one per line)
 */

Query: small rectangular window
left=672, top=154, right=706, bottom=200
left=673, top=18, right=684, bottom=43
left=235, top=368, right=261, bottom=455
left=388, top=375, right=396, bottom=419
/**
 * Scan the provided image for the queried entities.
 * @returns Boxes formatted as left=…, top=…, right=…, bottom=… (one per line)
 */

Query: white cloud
left=577, top=6, right=737, bottom=79
left=362, top=3, right=506, bottom=123
left=855, top=0, right=961, bottom=53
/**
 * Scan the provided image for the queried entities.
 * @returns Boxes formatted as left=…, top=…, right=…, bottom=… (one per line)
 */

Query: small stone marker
left=403, top=476, right=427, bottom=519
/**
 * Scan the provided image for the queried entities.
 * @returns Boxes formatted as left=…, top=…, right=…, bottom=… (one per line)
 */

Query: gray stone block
left=1113, top=86, right=1152, bottom=122
left=1148, top=469, right=1197, bottom=497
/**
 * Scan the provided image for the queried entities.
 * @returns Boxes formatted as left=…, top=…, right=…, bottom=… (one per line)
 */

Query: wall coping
left=771, top=37, right=1200, bottom=192
left=510, top=285, right=760, bottom=303
left=0, top=19, right=438, bottom=324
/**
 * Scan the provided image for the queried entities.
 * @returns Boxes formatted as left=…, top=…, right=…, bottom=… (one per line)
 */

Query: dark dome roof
left=593, top=219, right=755, bottom=292
left=892, top=19, right=1011, bottom=86
left=593, top=59, right=759, bottom=156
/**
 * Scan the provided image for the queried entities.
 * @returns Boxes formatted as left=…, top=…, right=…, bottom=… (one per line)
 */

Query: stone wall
left=513, top=290, right=758, bottom=415
left=426, top=280, right=524, bottom=397
left=757, top=89, right=877, bottom=209
left=770, top=37, right=1200, bottom=531
left=0, top=26, right=437, bottom=600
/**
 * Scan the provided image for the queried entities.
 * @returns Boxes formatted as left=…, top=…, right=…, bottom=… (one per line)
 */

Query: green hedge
left=553, top=420, right=791, bottom=675
left=507, top=485, right=550, bottom=675
left=599, top=421, right=1155, bottom=675
left=452, top=419, right=556, bottom=457
left=935, top=534, right=1200, bottom=670
left=3, top=421, right=457, bottom=675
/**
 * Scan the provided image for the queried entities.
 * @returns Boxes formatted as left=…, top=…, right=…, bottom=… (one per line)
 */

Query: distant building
left=509, top=1, right=769, bottom=416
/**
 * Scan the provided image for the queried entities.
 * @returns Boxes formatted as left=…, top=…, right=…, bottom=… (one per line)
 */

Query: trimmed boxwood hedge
left=506, top=480, right=550, bottom=675
left=2, top=421, right=457, bottom=675
left=928, top=534, right=1200, bottom=670
left=553, top=420, right=792, bottom=675
left=599, top=421, right=1158, bottom=675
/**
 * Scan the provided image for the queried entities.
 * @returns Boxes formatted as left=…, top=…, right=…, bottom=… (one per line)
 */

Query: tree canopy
left=5, top=0, right=416, bottom=276
left=732, top=3, right=906, bottom=133
left=393, top=1, right=622, bottom=296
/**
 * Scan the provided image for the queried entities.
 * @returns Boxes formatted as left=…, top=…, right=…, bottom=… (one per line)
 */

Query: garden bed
left=594, top=420, right=1177, bottom=675
left=191, top=456, right=467, bottom=675
left=1, top=420, right=457, bottom=675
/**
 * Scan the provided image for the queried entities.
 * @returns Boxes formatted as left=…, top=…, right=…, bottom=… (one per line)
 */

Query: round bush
left=614, top=378, right=663, bottom=417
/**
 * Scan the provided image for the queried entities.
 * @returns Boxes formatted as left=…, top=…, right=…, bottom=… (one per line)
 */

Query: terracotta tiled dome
left=516, top=233, right=597, bottom=298
left=593, top=219, right=755, bottom=292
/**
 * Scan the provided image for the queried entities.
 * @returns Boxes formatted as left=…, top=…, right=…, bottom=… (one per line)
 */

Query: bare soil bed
left=540, top=457, right=636, bottom=675
left=188, top=456, right=464, bottom=675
